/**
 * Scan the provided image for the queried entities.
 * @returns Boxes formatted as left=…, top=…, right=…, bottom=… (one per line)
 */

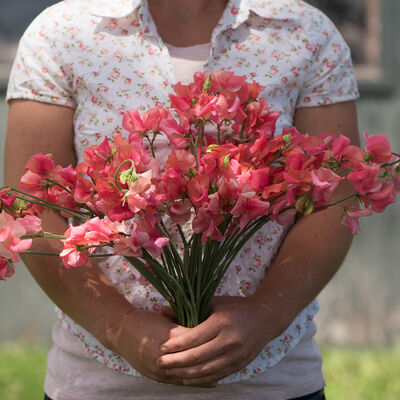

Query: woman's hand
left=156, top=296, right=285, bottom=387
left=116, top=309, right=191, bottom=385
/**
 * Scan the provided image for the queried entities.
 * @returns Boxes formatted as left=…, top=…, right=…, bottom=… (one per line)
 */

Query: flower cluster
left=1, top=70, right=399, bottom=325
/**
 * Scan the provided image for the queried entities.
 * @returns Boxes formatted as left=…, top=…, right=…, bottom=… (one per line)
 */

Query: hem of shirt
left=6, top=91, right=76, bottom=109
left=296, top=93, right=360, bottom=109
left=45, top=372, right=326, bottom=400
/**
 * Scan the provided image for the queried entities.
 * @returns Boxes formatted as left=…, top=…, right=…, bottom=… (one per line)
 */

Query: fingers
left=161, top=317, right=219, bottom=353
left=158, top=336, right=224, bottom=369
left=162, top=352, right=236, bottom=380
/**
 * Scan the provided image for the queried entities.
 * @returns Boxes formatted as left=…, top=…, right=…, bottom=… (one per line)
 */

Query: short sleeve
left=297, top=11, right=359, bottom=108
left=6, top=6, right=76, bottom=108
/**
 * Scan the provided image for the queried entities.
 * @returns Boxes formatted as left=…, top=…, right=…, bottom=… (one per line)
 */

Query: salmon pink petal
left=123, top=109, right=145, bottom=134
left=364, top=132, right=392, bottom=163
left=16, top=215, right=42, bottom=234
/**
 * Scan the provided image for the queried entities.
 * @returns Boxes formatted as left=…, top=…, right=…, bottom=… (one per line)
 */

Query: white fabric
left=165, top=42, right=212, bottom=84
left=7, top=0, right=359, bottom=397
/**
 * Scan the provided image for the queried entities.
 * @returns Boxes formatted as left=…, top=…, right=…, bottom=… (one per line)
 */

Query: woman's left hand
left=157, top=296, right=285, bottom=387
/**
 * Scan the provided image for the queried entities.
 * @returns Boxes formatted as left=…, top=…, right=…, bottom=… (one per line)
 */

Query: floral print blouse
left=7, top=0, right=359, bottom=384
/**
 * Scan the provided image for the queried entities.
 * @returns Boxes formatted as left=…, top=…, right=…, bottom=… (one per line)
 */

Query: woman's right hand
left=115, top=309, right=191, bottom=384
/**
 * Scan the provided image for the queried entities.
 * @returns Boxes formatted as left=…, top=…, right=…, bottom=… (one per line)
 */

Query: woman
left=5, top=0, right=359, bottom=398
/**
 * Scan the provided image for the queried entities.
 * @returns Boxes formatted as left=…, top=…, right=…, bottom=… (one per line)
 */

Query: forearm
left=252, top=189, right=354, bottom=336
left=20, top=211, right=135, bottom=351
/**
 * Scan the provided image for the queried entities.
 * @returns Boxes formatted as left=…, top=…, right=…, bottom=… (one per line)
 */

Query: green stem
left=21, top=232, right=66, bottom=240
left=14, top=195, right=87, bottom=222
left=7, top=188, right=89, bottom=220
left=114, top=159, right=135, bottom=192
left=43, top=177, right=72, bottom=194
left=313, top=193, right=358, bottom=211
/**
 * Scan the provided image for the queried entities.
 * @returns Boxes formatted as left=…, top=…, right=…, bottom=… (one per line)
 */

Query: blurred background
left=0, top=0, right=399, bottom=398
left=0, top=0, right=400, bottom=400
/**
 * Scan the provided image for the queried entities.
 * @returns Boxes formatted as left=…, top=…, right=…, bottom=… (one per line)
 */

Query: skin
left=4, top=0, right=360, bottom=389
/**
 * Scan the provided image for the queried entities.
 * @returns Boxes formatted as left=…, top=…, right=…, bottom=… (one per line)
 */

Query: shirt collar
left=89, top=0, right=141, bottom=18
left=88, top=0, right=297, bottom=20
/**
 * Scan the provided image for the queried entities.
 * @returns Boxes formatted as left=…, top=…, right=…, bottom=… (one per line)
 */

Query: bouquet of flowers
left=1, top=71, right=399, bottom=327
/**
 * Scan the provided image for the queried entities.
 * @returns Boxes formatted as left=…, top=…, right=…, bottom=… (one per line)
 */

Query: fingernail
left=157, top=359, right=165, bottom=369
left=160, top=346, right=168, bottom=352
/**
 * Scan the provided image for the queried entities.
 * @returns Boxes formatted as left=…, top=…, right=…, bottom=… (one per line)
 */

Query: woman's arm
left=156, top=101, right=360, bottom=386
left=4, top=100, right=188, bottom=384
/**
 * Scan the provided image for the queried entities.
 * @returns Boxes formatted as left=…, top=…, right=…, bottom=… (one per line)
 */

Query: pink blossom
left=341, top=207, right=373, bottom=234
left=0, top=257, right=15, bottom=281
left=192, top=194, right=223, bottom=242
left=0, top=211, right=33, bottom=262
left=187, top=174, right=210, bottom=208
left=25, top=153, right=55, bottom=175
left=347, top=165, right=381, bottom=195
left=367, top=184, right=396, bottom=213
left=231, top=193, right=270, bottom=228
left=16, top=215, right=42, bottom=234
left=122, top=109, right=145, bottom=134
left=364, top=132, right=392, bottom=163
left=311, top=168, right=344, bottom=205
left=0, top=188, right=16, bottom=209
left=169, top=199, right=193, bottom=225
left=165, top=150, right=196, bottom=174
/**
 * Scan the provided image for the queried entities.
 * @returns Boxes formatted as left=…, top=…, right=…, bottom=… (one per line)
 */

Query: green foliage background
left=1, top=343, right=400, bottom=400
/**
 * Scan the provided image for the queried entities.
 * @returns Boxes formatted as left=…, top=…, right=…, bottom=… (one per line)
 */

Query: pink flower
left=25, top=153, right=55, bottom=175
left=60, top=245, right=89, bottom=268
left=169, top=199, right=192, bottom=225
left=192, top=194, right=223, bottom=242
left=231, top=191, right=270, bottom=228
left=16, top=215, right=42, bottom=235
left=122, top=109, right=145, bottom=134
left=187, top=174, right=210, bottom=208
left=165, top=150, right=196, bottom=174
left=60, top=217, right=127, bottom=267
left=0, top=258, right=15, bottom=281
left=347, top=165, right=381, bottom=195
left=0, top=188, right=16, bottom=209
left=364, top=132, right=392, bottom=163
left=341, top=207, right=373, bottom=234
left=311, top=168, right=344, bottom=205
left=0, top=211, right=33, bottom=262
left=367, top=184, right=396, bottom=213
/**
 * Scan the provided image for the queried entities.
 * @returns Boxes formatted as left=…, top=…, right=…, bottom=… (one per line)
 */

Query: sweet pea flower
left=364, top=132, right=392, bottom=163
left=192, top=193, right=223, bottom=242
left=0, top=211, right=34, bottom=262
left=347, top=165, right=381, bottom=195
left=367, top=184, right=396, bottom=213
left=0, top=257, right=15, bottom=281
left=0, top=188, right=16, bottom=209
left=187, top=174, right=210, bottom=208
left=60, top=245, right=89, bottom=268
left=341, top=207, right=373, bottom=234
left=169, top=198, right=193, bottom=225
left=135, top=220, right=169, bottom=258
left=16, top=215, right=42, bottom=235
left=60, top=217, right=127, bottom=267
left=122, top=109, right=145, bottom=134
left=231, top=192, right=270, bottom=228
left=311, top=168, right=344, bottom=205
left=24, top=153, right=55, bottom=175
left=165, top=150, right=196, bottom=175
